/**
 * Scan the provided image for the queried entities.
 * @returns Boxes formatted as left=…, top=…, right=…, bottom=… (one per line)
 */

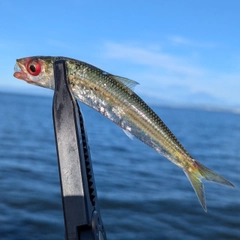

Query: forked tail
left=184, top=160, right=234, bottom=212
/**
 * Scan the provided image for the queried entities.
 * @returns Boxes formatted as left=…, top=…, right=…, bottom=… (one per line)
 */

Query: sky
left=1, top=0, right=240, bottom=108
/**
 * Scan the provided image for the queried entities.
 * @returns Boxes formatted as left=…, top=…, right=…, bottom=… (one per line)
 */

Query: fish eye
left=27, top=60, right=41, bottom=76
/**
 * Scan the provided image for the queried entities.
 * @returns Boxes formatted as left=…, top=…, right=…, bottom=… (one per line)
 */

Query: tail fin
left=184, top=160, right=234, bottom=212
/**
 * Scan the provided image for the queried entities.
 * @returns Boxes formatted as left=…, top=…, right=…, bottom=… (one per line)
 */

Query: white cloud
left=104, top=42, right=205, bottom=77
left=103, top=41, right=240, bottom=107
left=167, top=35, right=217, bottom=48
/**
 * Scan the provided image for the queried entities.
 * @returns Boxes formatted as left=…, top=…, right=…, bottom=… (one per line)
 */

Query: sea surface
left=0, top=92, right=239, bottom=240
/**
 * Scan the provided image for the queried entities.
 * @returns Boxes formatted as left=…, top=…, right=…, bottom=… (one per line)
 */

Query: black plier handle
left=52, top=60, right=106, bottom=240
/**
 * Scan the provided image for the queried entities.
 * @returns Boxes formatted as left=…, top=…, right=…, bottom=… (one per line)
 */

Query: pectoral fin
left=123, top=129, right=134, bottom=140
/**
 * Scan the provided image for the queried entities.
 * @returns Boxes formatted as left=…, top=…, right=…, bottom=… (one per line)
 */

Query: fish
left=13, top=56, right=234, bottom=211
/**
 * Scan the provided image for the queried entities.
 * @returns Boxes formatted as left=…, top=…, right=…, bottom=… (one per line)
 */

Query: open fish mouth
left=13, top=62, right=29, bottom=81
left=14, top=62, right=21, bottom=73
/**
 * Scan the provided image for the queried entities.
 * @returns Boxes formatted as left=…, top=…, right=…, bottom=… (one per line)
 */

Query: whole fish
left=13, top=56, right=234, bottom=211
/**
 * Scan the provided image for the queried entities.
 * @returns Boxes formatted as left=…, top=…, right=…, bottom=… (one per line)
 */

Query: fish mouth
left=13, top=62, right=26, bottom=80
left=13, top=61, right=33, bottom=83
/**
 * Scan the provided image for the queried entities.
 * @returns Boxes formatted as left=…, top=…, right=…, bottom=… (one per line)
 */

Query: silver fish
left=14, top=56, right=234, bottom=211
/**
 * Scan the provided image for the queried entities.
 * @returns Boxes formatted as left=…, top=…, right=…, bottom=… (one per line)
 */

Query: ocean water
left=0, top=92, right=239, bottom=240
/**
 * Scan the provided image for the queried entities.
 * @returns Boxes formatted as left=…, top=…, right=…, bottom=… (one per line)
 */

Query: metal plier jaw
left=52, top=60, right=107, bottom=240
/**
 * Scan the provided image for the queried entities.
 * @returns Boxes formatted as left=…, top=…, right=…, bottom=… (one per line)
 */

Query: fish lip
left=13, top=71, right=28, bottom=80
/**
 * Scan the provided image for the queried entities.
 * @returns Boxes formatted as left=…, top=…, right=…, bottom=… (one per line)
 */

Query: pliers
left=52, top=60, right=106, bottom=240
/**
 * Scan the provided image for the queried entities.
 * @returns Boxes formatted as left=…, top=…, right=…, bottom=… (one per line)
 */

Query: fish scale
left=14, top=56, right=234, bottom=211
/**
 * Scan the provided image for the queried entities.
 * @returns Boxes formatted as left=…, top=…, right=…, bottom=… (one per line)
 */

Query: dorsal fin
left=111, top=75, right=139, bottom=90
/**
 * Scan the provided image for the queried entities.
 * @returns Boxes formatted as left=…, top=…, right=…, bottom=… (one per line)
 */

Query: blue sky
left=1, top=0, right=240, bottom=107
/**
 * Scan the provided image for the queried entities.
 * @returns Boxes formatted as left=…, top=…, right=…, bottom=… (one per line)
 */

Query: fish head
left=13, top=56, right=55, bottom=89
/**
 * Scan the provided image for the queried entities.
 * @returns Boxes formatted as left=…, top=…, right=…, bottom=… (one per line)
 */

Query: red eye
left=27, top=60, right=41, bottom=76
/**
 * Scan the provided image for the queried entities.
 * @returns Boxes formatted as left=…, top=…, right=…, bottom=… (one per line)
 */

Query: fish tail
left=184, top=159, right=234, bottom=212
